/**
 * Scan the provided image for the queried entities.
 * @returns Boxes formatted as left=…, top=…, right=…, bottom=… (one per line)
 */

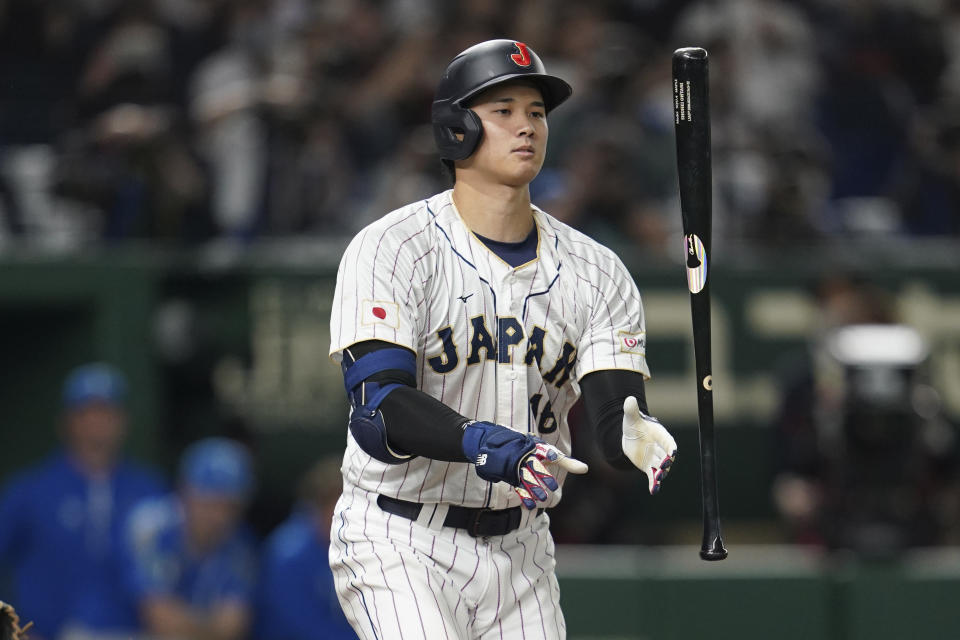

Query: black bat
left=672, top=47, right=728, bottom=561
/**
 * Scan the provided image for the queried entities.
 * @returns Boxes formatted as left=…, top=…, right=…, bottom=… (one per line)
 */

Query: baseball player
left=329, top=39, right=678, bottom=639
left=0, top=363, right=167, bottom=640
left=255, top=458, right=355, bottom=639
left=121, top=437, right=257, bottom=640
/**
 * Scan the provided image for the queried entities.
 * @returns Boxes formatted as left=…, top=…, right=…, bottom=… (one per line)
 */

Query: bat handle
left=697, top=393, right=727, bottom=561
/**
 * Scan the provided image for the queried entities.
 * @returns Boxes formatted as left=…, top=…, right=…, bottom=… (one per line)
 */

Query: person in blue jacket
left=255, top=457, right=355, bottom=639
left=123, top=437, right=257, bottom=640
left=0, top=363, right=167, bottom=640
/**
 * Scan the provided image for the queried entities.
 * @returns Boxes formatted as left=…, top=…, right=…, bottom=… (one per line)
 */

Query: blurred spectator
left=0, top=363, right=167, bottom=640
left=771, top=275, right=958, bottom=553
left=254, top=457, right=354, bottom=640
left=892, top=102, right=960, bottom=235
left=51, top=1, right=213, bottom=244
left=673, top=0, right=821, bottom=128
left=354, top=125, right=447, bottom=230
left=671, top=0, right=826, bottom=244
left=807, top=1, right=948, bottom=235
left=53, top=104, right=211, bottom=243
left=188, top=1, right=271, bottom=240
left=771, top=274, right=895, bottom=546
left=0, top=0, right=93, bottom=246
left=123, top=437, right=257, bottom=640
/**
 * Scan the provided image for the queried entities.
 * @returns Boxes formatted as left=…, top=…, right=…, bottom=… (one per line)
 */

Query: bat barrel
left=672, top=49, right=711, bottom=245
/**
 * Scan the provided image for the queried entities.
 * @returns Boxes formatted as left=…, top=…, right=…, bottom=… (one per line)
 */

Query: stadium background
left=2, top=0, right=960, bottom=637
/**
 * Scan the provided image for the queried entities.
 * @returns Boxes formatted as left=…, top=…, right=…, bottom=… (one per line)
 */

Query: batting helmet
left=432, top=39, right=572, bottom=161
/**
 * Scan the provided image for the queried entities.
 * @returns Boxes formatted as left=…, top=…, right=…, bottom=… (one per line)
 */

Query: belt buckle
left=468, top=508, right=492, bottom=537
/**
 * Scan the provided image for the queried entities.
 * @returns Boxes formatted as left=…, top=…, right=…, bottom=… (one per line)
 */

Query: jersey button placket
left=507, top=271, right=531, bottom=430
left=497, top=275, right=519, bottom=429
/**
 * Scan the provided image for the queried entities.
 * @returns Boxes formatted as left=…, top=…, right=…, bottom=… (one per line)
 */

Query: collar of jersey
left=447, top=190, right=544, bottom=271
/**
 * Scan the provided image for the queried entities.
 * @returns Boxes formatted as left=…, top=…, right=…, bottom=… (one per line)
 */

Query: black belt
left=377, top=494, right=542, bottom=537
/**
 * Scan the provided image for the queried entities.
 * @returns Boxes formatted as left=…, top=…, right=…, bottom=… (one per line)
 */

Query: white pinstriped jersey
left=329, top=189, right=650, bottom=509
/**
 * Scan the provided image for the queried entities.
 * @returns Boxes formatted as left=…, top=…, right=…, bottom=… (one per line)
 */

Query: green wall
left=558, top=545, right=960, bottom=639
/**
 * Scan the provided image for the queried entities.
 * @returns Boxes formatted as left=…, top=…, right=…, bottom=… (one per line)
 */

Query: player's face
left=182, top=489, right=245, bottom=551
left=63, top=402, right=126, bottom=470
left=463, top=82, right=548, bottom=187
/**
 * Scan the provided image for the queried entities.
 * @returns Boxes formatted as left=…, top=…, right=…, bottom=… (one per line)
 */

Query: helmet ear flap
left=431, top=100, right=483, bottom=161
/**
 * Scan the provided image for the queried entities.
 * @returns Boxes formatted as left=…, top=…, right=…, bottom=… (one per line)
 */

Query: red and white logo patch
left=618, top=331, right=646, bottom=355
left=361, top=300, right=400, bottom=329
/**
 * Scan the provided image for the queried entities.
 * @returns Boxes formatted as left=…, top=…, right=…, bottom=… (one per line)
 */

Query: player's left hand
left=621, top=396, right=678, bottom=495
left=515, top=442, right=588, bottom=509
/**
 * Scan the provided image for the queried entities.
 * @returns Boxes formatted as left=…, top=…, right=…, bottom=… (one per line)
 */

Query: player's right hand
left=462, top=421, right=588, bottom=509
left=515, top=442, right=588, bottom=509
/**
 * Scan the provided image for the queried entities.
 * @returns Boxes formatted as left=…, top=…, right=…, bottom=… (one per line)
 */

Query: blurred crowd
left=0, top=364, right=354, bottom=640
left=2, top=0, right=960, bottom=252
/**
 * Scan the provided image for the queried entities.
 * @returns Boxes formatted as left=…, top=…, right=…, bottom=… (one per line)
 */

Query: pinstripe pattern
left=329, top=190, right=649, bottom=510
left=329, top=189, right=649, bottom=637
left=330, top=487, right=565, bottom=639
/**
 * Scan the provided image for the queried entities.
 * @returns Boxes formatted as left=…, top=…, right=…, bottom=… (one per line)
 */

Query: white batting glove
left=621, top=396, right=678, bottom=495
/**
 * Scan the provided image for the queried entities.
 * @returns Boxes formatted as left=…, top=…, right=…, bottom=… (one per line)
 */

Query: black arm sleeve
left=579, top=369, right=649, bottom=471
left=344, top=341, right=470, bottom=462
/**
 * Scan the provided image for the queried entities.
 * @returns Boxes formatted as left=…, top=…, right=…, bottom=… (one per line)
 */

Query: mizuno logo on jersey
left=361, top=300, right=400, bottom=328
left=476, top=454, right=488, bottom=466
left=457, top=293, right=474, bottom=303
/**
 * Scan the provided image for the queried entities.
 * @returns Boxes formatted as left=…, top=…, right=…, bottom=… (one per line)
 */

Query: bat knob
left=700, top=536, right=728, bottom=561
left=673, top=47, right=708, bottom=61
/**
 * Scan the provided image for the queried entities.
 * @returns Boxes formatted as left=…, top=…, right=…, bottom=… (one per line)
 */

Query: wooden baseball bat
left=672, top=47, right=728, bottom=561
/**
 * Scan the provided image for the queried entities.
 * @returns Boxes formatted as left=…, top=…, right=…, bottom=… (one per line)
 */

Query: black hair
left=440, top=159, right=455, bottom=185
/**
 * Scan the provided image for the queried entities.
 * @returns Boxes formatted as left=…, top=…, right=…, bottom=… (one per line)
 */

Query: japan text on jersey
left=330, top=190, right=649, bottom=510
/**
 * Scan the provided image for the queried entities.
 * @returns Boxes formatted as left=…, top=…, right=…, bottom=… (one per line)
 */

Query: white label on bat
left=685, top=233, right=708, bottom=294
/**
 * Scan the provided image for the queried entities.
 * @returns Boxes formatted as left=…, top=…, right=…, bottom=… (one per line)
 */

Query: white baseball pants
left=329, top=484, right=567, bottom=639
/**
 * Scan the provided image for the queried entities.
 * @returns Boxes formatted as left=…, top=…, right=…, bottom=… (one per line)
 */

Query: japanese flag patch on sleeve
left=361, top=300, right=400, bottom=329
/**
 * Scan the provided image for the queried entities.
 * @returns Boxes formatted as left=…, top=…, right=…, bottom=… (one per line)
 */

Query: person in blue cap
left=121, top=437, right=257, bottom=640
left=254, top=457, right=355, bottom=640
left=0, top=363, right=167, bottom=640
